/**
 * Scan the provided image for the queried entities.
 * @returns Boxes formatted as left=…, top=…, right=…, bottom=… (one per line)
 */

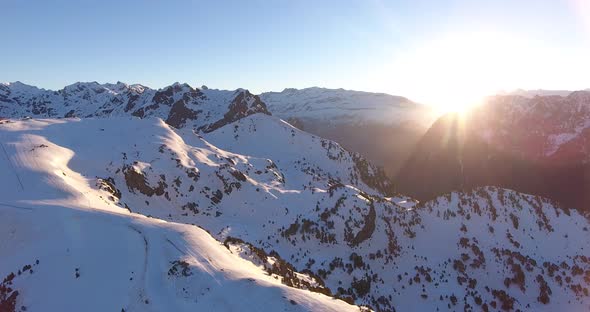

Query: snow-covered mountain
left=1, top=112, right=589, bottom=311
left=397, top=91, right=590, bottom=211
left=476, top=92, right=590, bottom=160
left=261, top=87, right=437, bottom=176
left=0, top=81, right=270, bottom=132
left=260, top=87, right=434, bottom=126
left=0, top=83, right=436, bottom=177
left=498, top=88, right=590, bottom=98
left=0, top=121, right=363, bottom=312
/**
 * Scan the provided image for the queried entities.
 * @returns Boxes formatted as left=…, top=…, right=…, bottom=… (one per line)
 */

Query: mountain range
left=1, top=81, right=589, bottom=312
left=397, top=91, right=590, bottom=213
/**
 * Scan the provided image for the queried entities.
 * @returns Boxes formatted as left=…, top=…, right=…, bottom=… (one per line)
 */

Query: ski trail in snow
left=127, top=225, right=153, bottom=311
left=0, top=140, right=25, bottom=191
left=0, top=202, right=34, bottom=211
left=166, top=237, right=184, bottom=254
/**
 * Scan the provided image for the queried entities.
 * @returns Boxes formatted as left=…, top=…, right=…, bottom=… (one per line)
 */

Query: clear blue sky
left=1, top=0, right=589, bottom=105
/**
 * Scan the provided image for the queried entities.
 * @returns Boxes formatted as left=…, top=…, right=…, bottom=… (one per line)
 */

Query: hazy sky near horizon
left=1, top=0, right=589, bottom=106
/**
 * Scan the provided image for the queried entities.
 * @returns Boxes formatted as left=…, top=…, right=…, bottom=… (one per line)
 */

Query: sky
left=1, top=0, right=589, bottom=109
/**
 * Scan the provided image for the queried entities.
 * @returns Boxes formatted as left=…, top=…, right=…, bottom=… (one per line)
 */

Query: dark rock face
left=165, top=99, right=200, bottom=129
left=64, top=110, right=76, bottom=118
left=124, top=94, right=140, bottom=112
left=97, top=177, right=122, bottom=201
left=200, top=90, right=270, bottom=133
left=152, top=86, right=175, bottom=105
left=397, top=93, right=590, bottom=212
left=123, top=166, right=168, bottom=197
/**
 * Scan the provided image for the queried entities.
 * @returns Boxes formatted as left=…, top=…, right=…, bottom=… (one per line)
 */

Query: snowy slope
left=203, top=113, right=394, bottom=195
left=0, top=207, right=362, bottom=312
left=0, top=118, right=364, bottom=312
left=1, top=117, right=588, bottom=311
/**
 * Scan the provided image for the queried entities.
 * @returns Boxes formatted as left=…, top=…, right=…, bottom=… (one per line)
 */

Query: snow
left=1, top=116, right=588, bottom=311
left=1, top=81, right=589, bottom=311
left=0, top=119, right=362, bottom=312
left=1, top=208, right=362, bottom=312
left=260, top=87, right=436, bottom=126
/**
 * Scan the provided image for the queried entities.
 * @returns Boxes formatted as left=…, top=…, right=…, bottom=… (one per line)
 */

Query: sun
left=430, top=90, right=485, bottom=114
left=381, top=31, right=532, bottom=113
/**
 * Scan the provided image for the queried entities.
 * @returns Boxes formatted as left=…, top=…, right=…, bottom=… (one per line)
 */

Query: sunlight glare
left=381, top=31, right=548, bottom=113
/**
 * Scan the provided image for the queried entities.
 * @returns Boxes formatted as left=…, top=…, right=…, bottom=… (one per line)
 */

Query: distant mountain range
left=260, top=87, right=434, bottom=126
left=397, top=90, right=590, bottom=213
left=499, top=88, right=590, bottom=98
left=1, top=81, right=589, bottom=311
